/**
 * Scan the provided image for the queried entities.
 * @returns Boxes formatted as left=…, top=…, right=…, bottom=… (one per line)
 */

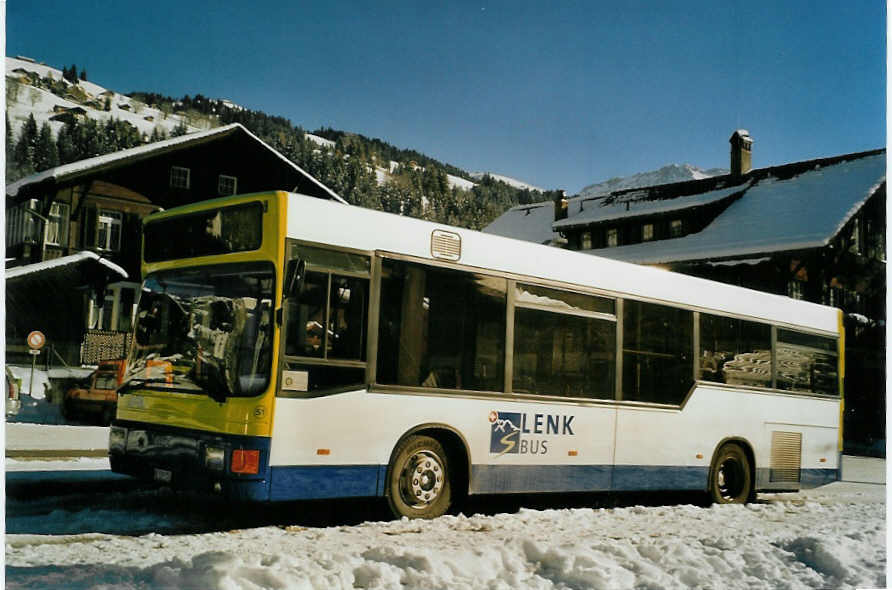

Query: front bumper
left=109, top=420, right=271, bottom=502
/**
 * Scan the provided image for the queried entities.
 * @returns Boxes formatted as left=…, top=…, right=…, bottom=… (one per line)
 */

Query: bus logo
left=489, top=411, right=521, bottom=456
left=489, top=410, right=576, bottom=457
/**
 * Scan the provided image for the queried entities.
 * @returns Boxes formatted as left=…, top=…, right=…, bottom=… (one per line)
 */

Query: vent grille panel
left=770, top=431, right=802, bottom=483
left=431, top=230, right=461, bottom=261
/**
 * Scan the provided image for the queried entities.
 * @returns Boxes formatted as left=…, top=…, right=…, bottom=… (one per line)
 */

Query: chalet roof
left=585, top=151, right=885, bottom=264
left=481, top=201, right=560, bottom=244
left=6, top=123, right=347, bottom=204
left=554, top=182, right=751, bottom=229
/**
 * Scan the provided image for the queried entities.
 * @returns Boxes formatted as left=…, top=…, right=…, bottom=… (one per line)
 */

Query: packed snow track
left=5, top=457, right=886, bottom=590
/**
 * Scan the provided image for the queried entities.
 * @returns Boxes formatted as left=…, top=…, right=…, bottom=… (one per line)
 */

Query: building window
left=581, top=231, right=592, bottom=250
left=218, top=174, right=238, bottom=196
left=6, top=199, right=41, bottom=247
left=670, top=219, right=683, bottom=238
left=606, top=228, right=619, bottom=247
left=97, top=210, right=123, bottom=251
left=642, top=223, right=654, bottom=241
left=45, top=202, right=70, bottom=246
left=848, top=217, right=861, bottom=254
left=787, top=280, right=804, bottom=300
left=170, top=166, right=191, bottom=189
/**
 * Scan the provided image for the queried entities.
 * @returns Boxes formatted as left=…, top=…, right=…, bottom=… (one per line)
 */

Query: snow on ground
left=6, top=423, right=109, bottom=452
left=447, top=173, right=477, bottom=191
left=471, top=171, right=544, bottom=192
left=6, top=365, right=52, bottom=400
left=305, top=133, right=335, bottom=149
left=6, top=456, right=110, bottom=472
left=5, top=463, right=886, bottom=589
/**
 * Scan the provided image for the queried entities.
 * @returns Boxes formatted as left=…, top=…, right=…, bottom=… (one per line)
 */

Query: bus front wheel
left=708, top=443, right=753, bottom=504
left=386, top=435, right=452, bottom=519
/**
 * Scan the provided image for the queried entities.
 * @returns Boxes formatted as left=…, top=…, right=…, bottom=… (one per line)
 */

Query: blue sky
left=7, top=1, right=886, bottom=192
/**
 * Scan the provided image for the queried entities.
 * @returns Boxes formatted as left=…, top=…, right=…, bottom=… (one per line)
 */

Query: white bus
left=110, top=191, right=843, bottom=518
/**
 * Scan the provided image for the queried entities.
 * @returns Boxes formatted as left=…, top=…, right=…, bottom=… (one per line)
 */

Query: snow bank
left=6, top=482, right=885, bottom=589
left=6, top=423, right=109, bottom=451
left=7, top=365, right=52, bottom=400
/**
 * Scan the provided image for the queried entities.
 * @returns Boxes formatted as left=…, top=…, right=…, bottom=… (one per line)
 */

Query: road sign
left=26, top=331, right=46, bottom=350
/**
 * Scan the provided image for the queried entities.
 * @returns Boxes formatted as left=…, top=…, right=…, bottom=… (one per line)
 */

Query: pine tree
left=6, top=113, right=15, bottom=170
left=13, top=114, right=39, bottom=176
left=79, top=68, right=87, bottom=82
left=56, top=121, right=78, bottom=164
left=171, top=121, right=189, bottom=137
left=34, top=122, right=59, bottom=171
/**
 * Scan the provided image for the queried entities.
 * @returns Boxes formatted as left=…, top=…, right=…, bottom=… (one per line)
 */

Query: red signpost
left=26, top=331, right=45, bottom=397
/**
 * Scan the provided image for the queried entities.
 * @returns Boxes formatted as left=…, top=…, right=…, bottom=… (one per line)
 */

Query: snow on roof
left=6, top=123, right=347, bottom=204
left=554, top=182, right=750, bottom=229
left=586, top=153, right=885, bottom=264
left=6, top=251, right=127, bottom=280
left=482, top=201, right=559, bottom=244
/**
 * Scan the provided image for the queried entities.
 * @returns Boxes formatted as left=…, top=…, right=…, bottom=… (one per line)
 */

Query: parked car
left=6, top=367, right=20, bottom=417
left=63, top=360, right=126, bottom=425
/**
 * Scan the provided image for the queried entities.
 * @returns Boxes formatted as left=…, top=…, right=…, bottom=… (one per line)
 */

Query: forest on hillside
left=7, top=85, right=552, bottom=230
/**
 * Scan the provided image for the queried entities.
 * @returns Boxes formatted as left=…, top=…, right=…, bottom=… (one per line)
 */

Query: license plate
left=154, top=468, right=172, bottom=483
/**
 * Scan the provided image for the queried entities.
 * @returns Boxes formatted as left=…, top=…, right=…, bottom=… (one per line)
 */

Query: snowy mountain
left=470, top=172, right=544, bottom=193
left=6, top=56, right=205, bottom=138
left=578, top=163, right=728, bottom=199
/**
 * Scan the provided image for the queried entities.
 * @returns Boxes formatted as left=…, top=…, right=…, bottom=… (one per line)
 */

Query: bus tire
left=386, top=435, right=452, bottom=519
left=708, top=443, right=753, bottom=504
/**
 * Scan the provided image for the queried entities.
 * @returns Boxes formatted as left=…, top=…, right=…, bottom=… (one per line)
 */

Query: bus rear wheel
left=386, top=435, right=452, bottom=519
left=709, top=443, right=753, bottom=504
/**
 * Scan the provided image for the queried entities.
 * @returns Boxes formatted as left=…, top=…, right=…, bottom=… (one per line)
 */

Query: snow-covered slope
left=6, top=56, right=204, bottom=138
left=470, top=171, right=544, bottom=192
left=579, top=164, right=727, bottom=199
left=305, top=133, right=335, bottom=149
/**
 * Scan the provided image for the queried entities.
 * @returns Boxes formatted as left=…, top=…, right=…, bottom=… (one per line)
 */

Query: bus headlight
left=205, top=446, right=225, bottom=471
left=109, top=426, right=127, bottom=452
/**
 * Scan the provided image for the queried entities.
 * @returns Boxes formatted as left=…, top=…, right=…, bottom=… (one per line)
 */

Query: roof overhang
left=6, top=251, right=128, bottom=286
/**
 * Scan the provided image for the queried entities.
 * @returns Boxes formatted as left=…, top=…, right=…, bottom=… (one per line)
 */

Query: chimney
left=729, top=129, right=753, bottom=176
left=553, top=190, right=567, bottom=222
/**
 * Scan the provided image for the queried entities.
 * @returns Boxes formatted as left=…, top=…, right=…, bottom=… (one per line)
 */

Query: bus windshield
left=127, top=262, right=275, bottom=399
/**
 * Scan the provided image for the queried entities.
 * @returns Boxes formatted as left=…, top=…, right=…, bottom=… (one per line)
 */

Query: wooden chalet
left=6, top=123, right=345, bottom=366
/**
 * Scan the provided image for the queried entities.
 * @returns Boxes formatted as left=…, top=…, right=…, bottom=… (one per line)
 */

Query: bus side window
left=377, top=259, right=506, bottom=392
left=284, top=271, right=328, bottom=358
left=512, top=283, right=616, bottom=399
left=327, top=276, right=368, bottom=361
left=622, top=300, right=693, bottom=404
left=699, top=314, right=771, bottom=388
left=775, top=329, right=838, bottom=396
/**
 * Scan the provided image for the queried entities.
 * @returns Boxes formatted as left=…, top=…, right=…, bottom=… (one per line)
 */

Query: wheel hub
left=402, top=450, right=444, bottom=507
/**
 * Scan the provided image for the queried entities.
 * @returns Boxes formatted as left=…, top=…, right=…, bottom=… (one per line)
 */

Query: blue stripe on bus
left=470, top=464, right=708, bottom=494
left=799, top=468, right=840, bottom=488
left=611, top=465, right=709, bottom=491
left=471, top=464, right=612, bottom=493
left=269, top=465, right=380, bottom=501
left=264, top=464, right=840, bottom=500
